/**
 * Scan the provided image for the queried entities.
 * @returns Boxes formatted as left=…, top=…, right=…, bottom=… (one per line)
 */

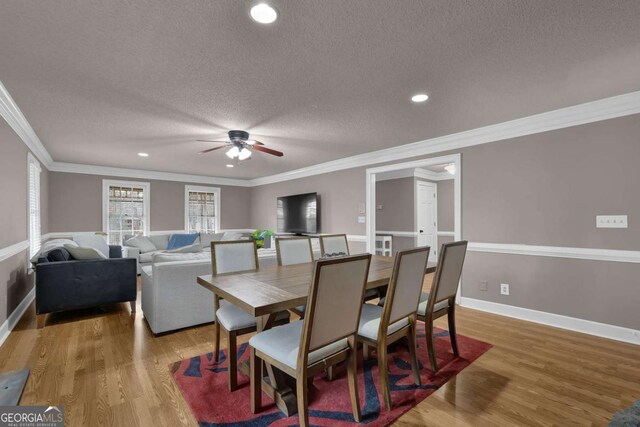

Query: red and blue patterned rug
left=171, top=323, right=492, bottom=426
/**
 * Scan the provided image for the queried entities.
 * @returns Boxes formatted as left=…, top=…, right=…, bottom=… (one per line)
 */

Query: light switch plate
left=357, top=216, right=366, bottom=224
left=596, top=215, right=628, bottom=228
left=500, top=283, right=510, bottom=296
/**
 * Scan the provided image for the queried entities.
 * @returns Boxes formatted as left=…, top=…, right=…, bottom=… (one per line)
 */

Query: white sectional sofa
left=141, top=250, right=280, bottom=334
left=124, top=231, right=251, bottom=274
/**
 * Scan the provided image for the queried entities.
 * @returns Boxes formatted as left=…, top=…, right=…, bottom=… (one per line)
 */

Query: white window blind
left=28, top=154, right=41, bottom=259
left=103, top=181, right=150, bottom=245
left=185, top=186, right=220, bottom=233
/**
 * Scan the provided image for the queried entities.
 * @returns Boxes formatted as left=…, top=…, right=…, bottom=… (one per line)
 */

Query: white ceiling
left=1, top=0, right=639, bottom=179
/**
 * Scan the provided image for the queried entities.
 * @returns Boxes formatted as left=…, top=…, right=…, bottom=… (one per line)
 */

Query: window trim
left=184, top=185, right=221, bottom=233
left=102, top=179, right=151, bottom=240
left=27, top=152, right=41, bottom=261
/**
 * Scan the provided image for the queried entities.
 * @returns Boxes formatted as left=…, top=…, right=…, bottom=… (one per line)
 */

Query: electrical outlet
left=357, top=216, right=366, bottom=224
left=479, top=281, right=488, bottom=291
left=596, top=215, right=628, bottom=228
left=500, top=283, right=510, bottom=296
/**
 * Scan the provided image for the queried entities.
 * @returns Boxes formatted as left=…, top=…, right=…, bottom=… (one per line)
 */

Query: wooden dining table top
left=197, top=255, right=437, bottom=318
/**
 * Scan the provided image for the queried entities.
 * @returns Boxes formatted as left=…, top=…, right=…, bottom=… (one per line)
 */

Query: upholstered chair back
left=276, top=237, right=313, bottom=266
left=386, top=247, right=430, bottom=324
left=211, top=240, right=258, bottom=275
left=432, top=241, right=468, bottom=302
left=301, top=254, right=371, bottom=354
left=319, top=234, right=350, bottom=257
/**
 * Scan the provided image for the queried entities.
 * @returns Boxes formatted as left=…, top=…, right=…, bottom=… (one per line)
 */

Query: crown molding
left=0, top=81, right=53, bottom=167
left=2, top=76, right=639, bottom=188
left=48, top=161, right=251, bottom=187
left=249, top=90, right=640, bottom=186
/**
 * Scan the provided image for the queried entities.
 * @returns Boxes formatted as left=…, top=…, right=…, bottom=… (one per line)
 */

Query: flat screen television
left=276, top=192, right=319, bottom=234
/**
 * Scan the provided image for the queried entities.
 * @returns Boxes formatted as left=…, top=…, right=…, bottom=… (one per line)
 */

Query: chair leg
left=448, top=306, right=460, bottom=357
left=377, top=340, right=392, bottom=411
left=407, top=322, right=421, bottom=386
left=227, top=331, right=238, bottom=391
left=296, top=374, right=309, bottom=427
left=250, top=348, right=262, bottom=414
left=36, top=314, right=46, bottom=329
left=326, top=366, right=335, bottom=381
left=425, top=318, right=438, bottom=372
left=363, top=343, right=372, bottom=360
left=347, top=338, right=361, bottom=422
left=214, top=321, right=221, bottom=362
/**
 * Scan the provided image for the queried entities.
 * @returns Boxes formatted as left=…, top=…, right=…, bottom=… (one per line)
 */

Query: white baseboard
left=459, top=297, right=640, bottom=345
left=0, top=287, right=35, bottom=348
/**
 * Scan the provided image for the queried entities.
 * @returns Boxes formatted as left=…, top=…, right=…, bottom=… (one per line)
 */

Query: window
left=28, top=153, right=41, bottom=260
left=102, top=180, right=150, bottom=245
left=185, top=186, right=220, bottom=233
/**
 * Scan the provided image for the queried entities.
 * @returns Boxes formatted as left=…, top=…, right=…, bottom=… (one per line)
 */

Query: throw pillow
left=30, top=239, right=78, bottom=264
left=64, top=244, right=108, bottom=260
left=167, top=233, right=199, bottom=250
left=221, top=231, right=243, bottom=241
left=46, top=248, right=72, bottom=262
left=199, top=232, right=225, bottom=248
left=124, top=236, right=157, bottom=253
left=167, top=243, right=202, bottom=253
left=72, top=234, right=110, bottom=258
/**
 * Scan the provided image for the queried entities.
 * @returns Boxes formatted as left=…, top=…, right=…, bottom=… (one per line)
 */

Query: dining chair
left=211, top=240, right=289, bottom=391
left=357, top=246, right=430, bottom=410
left=418, top=240, right=468, bottom=372
left=318, top=234, right=349, bottom=257
left=249, top=254, right=372, bottom=427
left=275, top=237, right=313, bottom=317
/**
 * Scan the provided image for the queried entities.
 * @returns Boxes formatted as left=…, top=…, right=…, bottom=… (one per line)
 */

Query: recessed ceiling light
left=226, top=164, right=234, bottom=168
left=137, top=152, right=149, bottom=157
left=250, top=3, right=278, bottom=24
left=411, top=93, right=429, bottom=103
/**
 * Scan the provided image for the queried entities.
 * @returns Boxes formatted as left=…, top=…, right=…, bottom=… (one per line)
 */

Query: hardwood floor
left=1, top=276, right=638, bottom=426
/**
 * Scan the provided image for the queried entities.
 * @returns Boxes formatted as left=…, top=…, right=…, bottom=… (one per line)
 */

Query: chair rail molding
left=468, top=242, right=640, bottom=264
left=0, top=240, right=30, bottom=263
left=376, top=231, right=418, bottom=238
left=460, top=297, right=640, bottom=345
left=437, top=231, right=455, bottom=237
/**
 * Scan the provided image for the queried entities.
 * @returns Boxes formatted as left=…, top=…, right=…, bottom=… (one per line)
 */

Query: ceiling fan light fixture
left=226, top=164, right=234, bottom=168
left=445, top=163, right=456, bottom=175
left=226, top=146, right=240, bottom=159
left=137, top=152, right=149, bottom=157
left=238, top=147, right=252, bottom=160
left=250, top=4, right=277, bottom=24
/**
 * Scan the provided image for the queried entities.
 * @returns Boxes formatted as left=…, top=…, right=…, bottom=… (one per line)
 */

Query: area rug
left=171, top=323, right=491, bottom=426
left=610, top=400, right=640, bottom=426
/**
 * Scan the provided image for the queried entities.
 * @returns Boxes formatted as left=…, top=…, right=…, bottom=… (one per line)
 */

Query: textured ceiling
left=1, top=0, right=639, bottom=179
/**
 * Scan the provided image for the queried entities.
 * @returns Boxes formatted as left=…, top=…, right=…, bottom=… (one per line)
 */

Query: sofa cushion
left=222, top=231, right=243, bottom=241
left=72, top=234, right=110, bottom=258
left=139, top=250, right=165, bottom=264
left=199, top=232, right=225, bottom=248
left=167, top=243, right=202, bottom=254
left=46, top=248, right=72, bottom=262
left=167, top=233, right=199, bottom=250
left=152, top=252, right=209, bottom=264
left=64, top=244, right=108, bottom=260
left=124, top=236, right=157, bottom=253
left=148, top=234, right=170, bottom=251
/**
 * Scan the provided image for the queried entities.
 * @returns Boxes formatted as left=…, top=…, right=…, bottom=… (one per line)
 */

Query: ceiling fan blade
left=196, top=139, right=229, bottom=143
left=246, top=139, right=264, bottom=146
left=253, top=145, right=284, bottom=157
left=199, top=145, right=227, bottom=154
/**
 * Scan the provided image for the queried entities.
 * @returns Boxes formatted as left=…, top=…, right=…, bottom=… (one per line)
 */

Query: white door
left=416, top=181, right=437, bottom=258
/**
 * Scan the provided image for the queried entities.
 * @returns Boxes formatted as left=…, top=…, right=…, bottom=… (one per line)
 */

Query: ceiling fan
left=197, top=130, right=283, bottom=161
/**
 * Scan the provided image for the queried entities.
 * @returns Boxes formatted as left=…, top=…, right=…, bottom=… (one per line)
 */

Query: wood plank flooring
left=1, top=275, right=638, bottom=426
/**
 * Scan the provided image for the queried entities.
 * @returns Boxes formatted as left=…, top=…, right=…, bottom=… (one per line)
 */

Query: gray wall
left=437, top=179, right=454, bottom=232
left=48, top=173, right=252, bottom=232
left=249, top=114, right=640, bottom=329
left=0, top=117, right=45, bottom=324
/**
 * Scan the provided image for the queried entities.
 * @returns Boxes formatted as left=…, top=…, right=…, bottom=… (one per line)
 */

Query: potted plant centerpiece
left=251, top=229, right=274, bottom=249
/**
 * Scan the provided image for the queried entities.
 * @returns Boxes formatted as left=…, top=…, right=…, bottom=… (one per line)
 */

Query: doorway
left=415, top=180, right=437, bottom=259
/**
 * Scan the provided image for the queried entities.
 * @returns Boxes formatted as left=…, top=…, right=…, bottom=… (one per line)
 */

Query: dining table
left=197, top=255, right=437, bottom=416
